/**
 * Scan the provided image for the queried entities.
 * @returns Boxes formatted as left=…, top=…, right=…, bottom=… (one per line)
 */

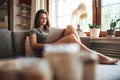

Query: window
left=49, top=0, right=92, bottom=32
left=101, top=0, right=120, bottom=31
left=49, top=0, right=120, bottom=33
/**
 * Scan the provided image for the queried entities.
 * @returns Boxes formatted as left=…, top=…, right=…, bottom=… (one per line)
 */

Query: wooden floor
left=96, top=60, right=120, bottom=80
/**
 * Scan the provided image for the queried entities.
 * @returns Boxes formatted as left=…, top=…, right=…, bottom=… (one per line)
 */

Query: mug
left=44, top=43, right=83, bottom=80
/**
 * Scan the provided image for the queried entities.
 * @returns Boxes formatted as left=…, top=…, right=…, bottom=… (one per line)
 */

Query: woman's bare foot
left=99, top=56, right=118, bottom=64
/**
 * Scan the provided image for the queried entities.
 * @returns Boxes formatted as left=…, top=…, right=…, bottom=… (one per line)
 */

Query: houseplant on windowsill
left=107, top=18, right=120, bottom=38
left=88, top=24, right=101, bottom=39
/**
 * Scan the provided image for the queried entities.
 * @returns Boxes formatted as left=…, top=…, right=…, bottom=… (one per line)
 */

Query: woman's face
left=39, top=13, right=47, bottom=26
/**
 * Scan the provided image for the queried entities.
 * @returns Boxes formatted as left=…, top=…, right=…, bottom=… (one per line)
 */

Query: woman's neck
left=39, top=25, right=44, bottom=30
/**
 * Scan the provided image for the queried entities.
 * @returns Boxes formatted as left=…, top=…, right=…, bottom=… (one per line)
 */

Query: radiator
left=90, top=37, right=120, bottom=58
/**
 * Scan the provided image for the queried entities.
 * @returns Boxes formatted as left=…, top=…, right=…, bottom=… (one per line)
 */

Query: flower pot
left=107, top=30, right=115, bottom=38
left=90, top=28, right=100, bottom=39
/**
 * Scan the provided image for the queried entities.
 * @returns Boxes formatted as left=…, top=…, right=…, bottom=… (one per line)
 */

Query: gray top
left=30, top=28, right=48, bottom=43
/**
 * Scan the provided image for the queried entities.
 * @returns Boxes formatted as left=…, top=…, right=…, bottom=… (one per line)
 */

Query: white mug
left=44, top=43, right=83, bottom=80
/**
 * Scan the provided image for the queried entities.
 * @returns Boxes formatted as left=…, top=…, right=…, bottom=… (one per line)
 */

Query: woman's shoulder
left=30, top=28, right=39, bottom=34
left=31, top=28, right=39, bottom=31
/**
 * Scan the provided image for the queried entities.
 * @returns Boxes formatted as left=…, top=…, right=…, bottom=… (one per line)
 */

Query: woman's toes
left=110, top=58, right=118, bottom=64
left=100, top=58, right=119, bottom=64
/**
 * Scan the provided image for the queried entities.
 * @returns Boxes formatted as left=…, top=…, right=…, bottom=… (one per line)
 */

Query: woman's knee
left=66, top=25, right=74, bottom=31
left=67, top=25, right=77, bottom=34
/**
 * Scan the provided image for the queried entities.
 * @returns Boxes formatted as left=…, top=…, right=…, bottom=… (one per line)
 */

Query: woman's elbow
left=31, top=43, right=43, bottom=49
left=31, top=44, right=37, bottom=49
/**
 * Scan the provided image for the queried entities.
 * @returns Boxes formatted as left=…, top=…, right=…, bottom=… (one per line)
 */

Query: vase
left=107, top=29, right=115, bottom=38
left=76, top=24, right=87, bottom=37
left=90, top=28, right=100, bottom=38
left=76, top=24, right=82, bottom=34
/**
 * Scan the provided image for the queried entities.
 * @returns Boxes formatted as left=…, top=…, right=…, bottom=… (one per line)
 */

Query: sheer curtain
left=49, top=0, right=92, bottom=32
left=30, top=0, right=47, bottom=29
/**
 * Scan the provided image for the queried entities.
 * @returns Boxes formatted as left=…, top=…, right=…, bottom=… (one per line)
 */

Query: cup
left=17, top=57, right=53, bottom=80
left=80, top=51, right=98, bottom=80
left=0, top=59, right=23, bottom=80
left=0, top=58, right=53, bottom=80
left=44, top=43, right=83, bottom=80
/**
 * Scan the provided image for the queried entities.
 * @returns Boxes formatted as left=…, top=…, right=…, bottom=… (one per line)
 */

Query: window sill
left=91, top=37, right=120, bottom=44
left=85, top=31, right=120, bottom=37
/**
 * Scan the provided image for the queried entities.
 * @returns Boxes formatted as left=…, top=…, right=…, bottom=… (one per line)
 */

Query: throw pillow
left=25, top=36, right=36, bottom=57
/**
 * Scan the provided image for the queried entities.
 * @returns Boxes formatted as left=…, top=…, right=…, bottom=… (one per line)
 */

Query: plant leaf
left=116, top=19, right=120, bottom=22
left=88, top=23, right=100, bottom=29
left=113, top=22, right=116, bottom=28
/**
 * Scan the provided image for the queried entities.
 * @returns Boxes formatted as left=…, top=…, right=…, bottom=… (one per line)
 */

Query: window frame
left=93, top=0, right=101, bottom=25
left=47, top=0, right=120, bottom=37
left=94, top=0, right=120, bottom=37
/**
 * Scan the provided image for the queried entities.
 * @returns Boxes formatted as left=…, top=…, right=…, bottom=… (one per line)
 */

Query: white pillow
left=45, top=27, right=64, bottom=42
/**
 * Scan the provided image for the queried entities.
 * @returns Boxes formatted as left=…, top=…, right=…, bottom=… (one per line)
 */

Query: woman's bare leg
left=63, top=25, right=80, bottom=41
left=53, top=34, right=118, bottom=64
left=54, top=34, right=80, bottom=44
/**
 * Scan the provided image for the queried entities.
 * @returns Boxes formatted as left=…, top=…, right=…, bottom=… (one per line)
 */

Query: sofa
left=0, top=29, right=120, bottom=80
left=0, top=29, right=91, bottom=59
left=0, top=29, right=29, bottom=58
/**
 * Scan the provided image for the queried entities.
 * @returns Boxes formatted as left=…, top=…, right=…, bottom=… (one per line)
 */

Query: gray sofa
left=0, top=30, right=29, bottom=58
left=0, top=29, right=91, bottom=59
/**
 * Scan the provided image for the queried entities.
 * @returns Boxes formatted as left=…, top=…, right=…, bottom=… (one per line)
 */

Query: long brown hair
left=33, top=9, right=50, bottom=31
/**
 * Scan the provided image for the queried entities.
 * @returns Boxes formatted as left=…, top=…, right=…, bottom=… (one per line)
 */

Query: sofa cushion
left=25, top=36, right=37, bottom=56
left=0, top=30, right=13, bottom=58
left=12, top=31, right=30, bottom=57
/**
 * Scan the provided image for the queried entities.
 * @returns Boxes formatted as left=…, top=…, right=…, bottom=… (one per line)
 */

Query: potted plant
left=88, top=24, right=101, bottom=38
left=107, top=18, right=120, bottom=37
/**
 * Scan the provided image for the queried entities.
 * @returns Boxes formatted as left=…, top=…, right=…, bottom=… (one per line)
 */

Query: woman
left=29, top=9, right=118, bottom=64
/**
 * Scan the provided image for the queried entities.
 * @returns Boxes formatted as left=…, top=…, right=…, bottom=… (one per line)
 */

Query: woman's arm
left=29, top=34, right=45, bottom=49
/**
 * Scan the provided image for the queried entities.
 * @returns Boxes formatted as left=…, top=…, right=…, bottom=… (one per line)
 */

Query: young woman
left=29, top=9, right=118, bottom=64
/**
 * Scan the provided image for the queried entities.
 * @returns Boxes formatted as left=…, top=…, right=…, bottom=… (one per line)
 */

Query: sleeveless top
left=30, top=28, right=48, bottom=43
